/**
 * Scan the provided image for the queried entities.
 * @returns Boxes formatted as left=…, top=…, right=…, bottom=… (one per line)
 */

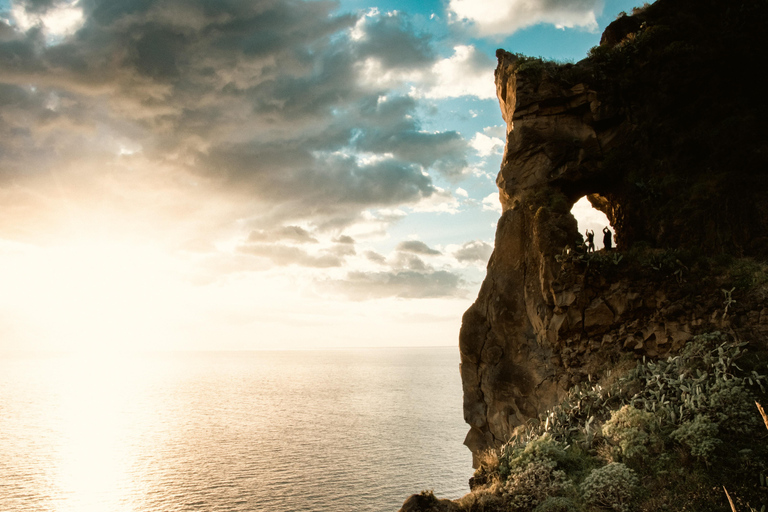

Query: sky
left=0, top=0, right=630, bottom=352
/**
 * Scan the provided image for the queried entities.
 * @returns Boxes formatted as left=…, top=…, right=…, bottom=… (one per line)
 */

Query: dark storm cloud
left=453, top=240, right=492, bottom=262
left=327, top=269, right=464, bottom=299
left=396, top=240, right=441, bottom=255
left=0, top=0, right=471, bottom=228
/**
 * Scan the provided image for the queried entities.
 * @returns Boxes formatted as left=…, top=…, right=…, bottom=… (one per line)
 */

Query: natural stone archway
left=460, top=0, right=768, bottom=464
left=571, top=195, right=612, bottom=251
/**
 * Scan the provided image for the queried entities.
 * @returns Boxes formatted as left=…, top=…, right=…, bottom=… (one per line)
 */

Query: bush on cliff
left=457, top=331, right=768, bottom=512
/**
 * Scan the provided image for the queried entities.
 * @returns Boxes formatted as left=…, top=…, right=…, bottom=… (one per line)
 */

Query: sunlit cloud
left=453, top=240, right=493, bottom=263
left=410, top=187, right=462, bottom=214
left=325, top=269, right=466, bottom=300
left=448, top=0, right=602, bottom=37
left=410, top=45, right=496, bottom=100
left=11, top=0, right=85, bottom=42
left=482, top=192, right=502, bottom=213
left=248, top=226, right=318, bottom=244
left=396, top=240, right=441, bottom=255
left=470, top=131, right=504, bottom=157
left=0, top=0, right=505, bottom=351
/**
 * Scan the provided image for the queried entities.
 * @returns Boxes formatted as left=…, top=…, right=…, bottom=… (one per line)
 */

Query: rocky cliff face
left=459, top=0, right=768, bottom=462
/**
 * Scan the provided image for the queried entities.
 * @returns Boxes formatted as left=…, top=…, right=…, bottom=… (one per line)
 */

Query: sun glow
left=49, top=356, right=145, bottom=512
left=0, top=239, right=190, bottom=352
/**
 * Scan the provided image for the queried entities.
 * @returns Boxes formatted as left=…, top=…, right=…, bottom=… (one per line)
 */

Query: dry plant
left=722, top=402, right=768, bottom=512
left=724, top=486, right=737, bottom=512
left=756, top=401, right=768, bottom=431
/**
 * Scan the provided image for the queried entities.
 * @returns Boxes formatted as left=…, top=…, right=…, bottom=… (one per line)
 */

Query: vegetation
left=448, top=331, right=768, bottom=512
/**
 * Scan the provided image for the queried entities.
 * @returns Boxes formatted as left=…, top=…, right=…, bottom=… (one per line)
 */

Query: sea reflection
left=45, top=355, right=149, bottom=512
left=0, top=349, right=472, bottom=512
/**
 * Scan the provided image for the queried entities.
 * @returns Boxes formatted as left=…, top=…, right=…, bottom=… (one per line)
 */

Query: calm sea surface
left=0, top=347, right=472, bottom=512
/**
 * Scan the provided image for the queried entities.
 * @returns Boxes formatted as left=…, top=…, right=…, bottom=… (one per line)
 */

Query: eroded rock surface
left=459, top=0, right=768, bottom=462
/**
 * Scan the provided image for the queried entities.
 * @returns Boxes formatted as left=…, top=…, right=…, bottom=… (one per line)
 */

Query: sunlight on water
left=50, top=357, right=140, bottom=512
left=0, top=348, right=472, bottom=512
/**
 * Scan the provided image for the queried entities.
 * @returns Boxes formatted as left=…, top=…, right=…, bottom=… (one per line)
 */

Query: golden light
left=0, top=239, right=189, bottom=352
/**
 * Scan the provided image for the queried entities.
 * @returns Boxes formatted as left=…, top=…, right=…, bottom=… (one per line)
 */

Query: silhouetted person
left=585, top=229, right=595, bottom=252
left=603, top=227, right=613, bottom=250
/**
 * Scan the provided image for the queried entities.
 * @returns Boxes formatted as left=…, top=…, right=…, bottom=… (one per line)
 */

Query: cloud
left=482, top=192, right=502, bottom=212
left=392, top=252, right=429, bottom=271
left=396, top=240, right=441, bottom=255
left=327, top=269, right=465, bottom=299
left=238, top=243, right=342, bottom=268
left=334, top=235, right=355, bottom=244
left=410, top=45, right=496, bottom=100
left=470, top=131, right=504, bottom=157
left=349, top=95, right=469, bottom=177
left=448, top=0, right=602, bottom=37
left=248, top=226, right=318, bottom=244
left=11, top=0, right=85, bottom=41
left=0, top=0, right=473, bottom=238
left=453, top=240, right=493, bottom=262
left=328, top=243, right=356, bottom=257
left=351, top=9, right=434, bottom=69
left=364, top=250, right=387, bottom=264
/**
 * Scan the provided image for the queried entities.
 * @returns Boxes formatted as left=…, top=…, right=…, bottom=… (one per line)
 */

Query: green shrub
left=499, top=435, right=575, bottom=510
left=504, top=458, right=572, bottom=511
left=670, top=414, right=721, bottom=459
left=481, top=331, right=767, bottom=512
left=533, top=496, right=581, bottom=512
left=580, top=463, right=638, bottom=512
left=601, top=405, right=658, bottom=462
left=499, top=435, right=570, bottom=479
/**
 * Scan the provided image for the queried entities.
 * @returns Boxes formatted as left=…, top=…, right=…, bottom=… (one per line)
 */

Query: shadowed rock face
left=459, top=0, right=768, bottom=462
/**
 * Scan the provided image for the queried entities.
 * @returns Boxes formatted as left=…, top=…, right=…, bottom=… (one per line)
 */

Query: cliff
left=397, top=1, right=768, bottom=510
left=458, top=0, right=768, bottom=462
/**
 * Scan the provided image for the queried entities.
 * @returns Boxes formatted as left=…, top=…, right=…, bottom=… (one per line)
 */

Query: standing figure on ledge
left=603, top=227, right=613, bottom=250
left=585, top=229, right=595, bottom=252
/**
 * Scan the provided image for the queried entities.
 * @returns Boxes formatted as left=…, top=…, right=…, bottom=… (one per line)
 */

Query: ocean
left=0, top=347, right=472, bottom=512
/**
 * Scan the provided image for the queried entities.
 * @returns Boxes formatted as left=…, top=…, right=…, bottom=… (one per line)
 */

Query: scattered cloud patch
left=393, top=252, right=429, bottom=271
left=334, top=235, right=356, bottom=244
left=482, top=192, right=501, bottom=212
left=411, top=45, right=496, bottom=99
left=483, top=125, right=506, bottom=138
left=453, top=240, right=493, bottom=262
left=327, top=269, right=465, bottom=299
left=396, top=240, right=441, bottom=255
left=11, top=0, right=85, bottom=42
left=470, top=131, right=504, bottom=157
left=364, top=250, right=387, bottom=264
left=248, top=226, right=318, bottom=244
left=239, top=244, right=343, bottom=268
left=448, top=0, right=601, bottom=37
